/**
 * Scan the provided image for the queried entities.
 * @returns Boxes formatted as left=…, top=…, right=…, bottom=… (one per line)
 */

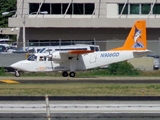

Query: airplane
left=10, top=20, right=151, bottom=77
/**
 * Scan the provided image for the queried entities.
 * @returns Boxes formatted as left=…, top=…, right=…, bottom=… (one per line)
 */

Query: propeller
left=46, top=48, right=54, bottom=71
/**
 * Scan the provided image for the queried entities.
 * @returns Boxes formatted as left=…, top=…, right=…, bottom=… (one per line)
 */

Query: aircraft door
left=48, top=56, right=54, bottom=71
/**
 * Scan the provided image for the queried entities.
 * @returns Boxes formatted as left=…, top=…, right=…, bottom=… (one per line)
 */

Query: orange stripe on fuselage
left=69, top=50, right=94, bottom=54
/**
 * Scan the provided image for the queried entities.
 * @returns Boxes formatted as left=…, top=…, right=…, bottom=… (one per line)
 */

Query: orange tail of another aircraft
left=111, top=20, right=146, bottom=51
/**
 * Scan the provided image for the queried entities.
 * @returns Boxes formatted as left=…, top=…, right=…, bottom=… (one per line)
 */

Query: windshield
left=27, top=54, right=37, bottom=61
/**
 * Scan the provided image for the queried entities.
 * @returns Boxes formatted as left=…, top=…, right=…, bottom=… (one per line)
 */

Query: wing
left=52, top=50, right=94, bottom=62
left=52, top=50, right=94, bottom=71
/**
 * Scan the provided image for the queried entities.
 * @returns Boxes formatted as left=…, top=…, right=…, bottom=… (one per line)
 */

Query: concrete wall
left=128, top=57, right=154, bottom=71
left=0, top=53, right=26, bottom=67
left=9, top=18, right=160, bottom=28
left=0, top=28, right=18, bottom=35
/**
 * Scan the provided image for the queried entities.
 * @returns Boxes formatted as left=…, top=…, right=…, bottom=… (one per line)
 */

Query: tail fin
left=111, top=20, right=146, bottom=51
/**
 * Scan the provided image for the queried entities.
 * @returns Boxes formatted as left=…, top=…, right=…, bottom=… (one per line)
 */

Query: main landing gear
left=62, top=71, right=76, bottom=77
left=15, top=70, right=20, bottom=77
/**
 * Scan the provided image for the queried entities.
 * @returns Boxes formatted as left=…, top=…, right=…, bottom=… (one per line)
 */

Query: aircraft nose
left=10, top=62, right=20, bottom=69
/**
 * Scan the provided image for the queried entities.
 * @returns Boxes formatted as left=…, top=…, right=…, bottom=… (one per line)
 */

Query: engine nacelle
left=52, top=51, right=68, bottom=62
left=52, top=51, right=62, bottom=61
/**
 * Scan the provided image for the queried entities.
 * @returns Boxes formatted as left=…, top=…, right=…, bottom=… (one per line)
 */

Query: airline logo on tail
left=110, top=20, right=146, bottom=51
left=133, top=26, right=144, bottom=48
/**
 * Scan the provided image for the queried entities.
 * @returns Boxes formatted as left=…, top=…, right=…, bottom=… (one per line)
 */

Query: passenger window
left=39, top=56, right=44, bottom=61
left=95, top=47, right=99, bottom=51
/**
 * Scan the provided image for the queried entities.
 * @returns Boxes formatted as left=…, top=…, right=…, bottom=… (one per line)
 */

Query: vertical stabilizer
left=111, top=20, right=146, bottom=51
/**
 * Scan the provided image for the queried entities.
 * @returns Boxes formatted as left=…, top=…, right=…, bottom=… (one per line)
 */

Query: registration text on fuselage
left=100, top=52, right=120, bottom=57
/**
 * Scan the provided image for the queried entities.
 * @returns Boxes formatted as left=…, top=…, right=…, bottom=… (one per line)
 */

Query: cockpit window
left=27, top=54, right=37, bottom=61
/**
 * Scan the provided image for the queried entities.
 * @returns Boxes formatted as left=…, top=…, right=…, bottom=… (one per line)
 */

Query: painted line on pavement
left=0, top=80, right=19, bottom=84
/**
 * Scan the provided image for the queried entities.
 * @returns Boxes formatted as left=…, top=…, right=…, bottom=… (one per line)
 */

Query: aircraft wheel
left=62, top=71, right=68, bottom=77
left=15, top=71, right=20, bottom=77
left=69, top=72, right=76, bottom=77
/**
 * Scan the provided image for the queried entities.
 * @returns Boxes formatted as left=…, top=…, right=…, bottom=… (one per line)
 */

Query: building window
left=153, top=4, right=160, bottom=14
left=130, top=4, right=140, bottom=14
left=29, top=3, right=50, bottom=14
left=62, top=3, right=72, bottom=14
left=41, top=3, right=50, bottom=14
left=29, top=40, right=40, bottom=46
left=29, top=3, right=94, bottom=15
left=118, top=3, right=160, bottom=15
left=141, top=4, right=151, bottom=14
left=29, top=40, right=94, bottom=46
left=51, top=4, right=62, bottom=14
left=39, top=40, right=50, bottom=46
left=85, top=4, right=94, bottom=14
left=73, top=4, right=84, bottom=14
left=29, top=3, right=40, bottom=14
left=118, top=4, right=128, bottom=14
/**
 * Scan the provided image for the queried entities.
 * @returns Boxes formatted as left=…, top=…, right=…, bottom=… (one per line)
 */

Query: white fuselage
left=10, top=50, right=149, bottom=72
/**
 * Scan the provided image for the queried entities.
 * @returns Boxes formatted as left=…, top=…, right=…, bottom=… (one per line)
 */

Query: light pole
left=22, top=14, right=26, bottom=51
left=21, top=11, right=48, bottom=51
left=2, top=10, right=26, bottom=51
left=2, top=10, right=16, bottom=16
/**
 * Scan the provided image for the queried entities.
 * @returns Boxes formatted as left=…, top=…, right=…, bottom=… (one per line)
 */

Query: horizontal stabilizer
left=133, top=50, right=152, bottom=57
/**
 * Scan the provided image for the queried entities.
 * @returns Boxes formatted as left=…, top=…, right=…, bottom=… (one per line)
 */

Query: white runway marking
left=0, top=101, right=160, bottom=113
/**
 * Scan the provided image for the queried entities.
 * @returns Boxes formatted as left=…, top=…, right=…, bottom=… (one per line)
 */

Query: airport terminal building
left=8, top=0, right=160, bottom=53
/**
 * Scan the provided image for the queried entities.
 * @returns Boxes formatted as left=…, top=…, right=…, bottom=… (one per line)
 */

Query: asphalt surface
left=0, top=77, right=160, bottom=120
left=0, top=76, right=160, bottom=80
left=0, top=101, right=160, bottom=120
left=1, top=76, right=160, bottom=84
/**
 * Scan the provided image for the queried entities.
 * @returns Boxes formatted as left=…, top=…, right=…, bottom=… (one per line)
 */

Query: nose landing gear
left=15, top=70, right=20, bottom=77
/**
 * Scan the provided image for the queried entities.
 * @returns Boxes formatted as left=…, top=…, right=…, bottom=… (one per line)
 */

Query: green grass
left=1, top=69, right=160, bottom=96
left=0, top=83, right=160, bottom=96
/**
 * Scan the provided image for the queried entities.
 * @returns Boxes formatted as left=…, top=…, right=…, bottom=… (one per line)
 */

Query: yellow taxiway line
left=0, top=80, right=19, bottom=84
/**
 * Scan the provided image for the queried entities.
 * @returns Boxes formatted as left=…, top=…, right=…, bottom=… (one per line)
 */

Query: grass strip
left=0, top=83, right=160, bottom=96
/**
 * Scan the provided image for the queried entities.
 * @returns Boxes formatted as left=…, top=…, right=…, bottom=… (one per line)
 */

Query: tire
left=69, top=72, right=76, bottom=77
left=62, top=71, right=68, bottom=77
left=15, top=71, right=20, bottom=77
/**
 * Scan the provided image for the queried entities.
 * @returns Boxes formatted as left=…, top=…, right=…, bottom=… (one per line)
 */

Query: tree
left=0, top=0, right=17, bottom=27
left=0, top=0, right=17, bottom=39
left=106, top=61, right=141, bottom=76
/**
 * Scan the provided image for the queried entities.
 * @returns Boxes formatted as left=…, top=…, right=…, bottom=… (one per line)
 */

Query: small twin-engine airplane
left=10, top=20, right=151, bottom=77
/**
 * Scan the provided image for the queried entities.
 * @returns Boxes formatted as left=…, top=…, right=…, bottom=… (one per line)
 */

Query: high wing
left=52, top=50, right=94, bottom=62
